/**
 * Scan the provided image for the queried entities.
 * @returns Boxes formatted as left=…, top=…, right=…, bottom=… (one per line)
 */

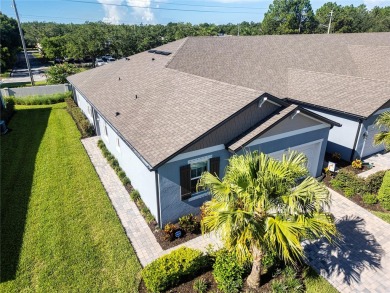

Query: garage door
left=362, top=124, right=385, bottom=158
left=268, top=140, right=322, bottom=177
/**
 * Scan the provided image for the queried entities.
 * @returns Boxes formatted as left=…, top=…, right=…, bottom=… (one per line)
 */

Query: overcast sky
left=2, top=0, right=390, bottom=25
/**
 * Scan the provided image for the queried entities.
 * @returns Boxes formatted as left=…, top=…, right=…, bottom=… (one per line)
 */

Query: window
left=190, top=161, right=208, bottom=194
left=180, top=157, right=220, bottom=200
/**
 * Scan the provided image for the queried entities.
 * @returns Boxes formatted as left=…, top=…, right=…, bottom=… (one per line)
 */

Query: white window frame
left=189, top=157, right=210, bottom=196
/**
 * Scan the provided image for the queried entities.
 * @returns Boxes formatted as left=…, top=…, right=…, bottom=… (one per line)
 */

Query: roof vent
left=135, top=94, right=138, bottom=99
left=115, top=112, right=120, bottom=117
left=118, top=77, right=121, bottom=81
left=125, top=57, right=130, bottom=61
left=152, top=58, right=155, bottom=61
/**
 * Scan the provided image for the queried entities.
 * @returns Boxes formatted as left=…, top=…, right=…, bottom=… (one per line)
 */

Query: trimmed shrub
left=5, top=91, right=71, bottom=105
left=213, top=250, right=244, bottom=293
left=130, top=189, right=140, bottom=201
left=270, top=266, right=303, bottom=293
left=365, top=171, right=386, bottom=194
left=378, top=171, right=390, bottom=210
left=179, top=214, right=200, bottom=233
left=142, top=247, right=206, bottom=293
left=330, top=169, right=365, bottom=196
left=193, top=278, right=208, bottom=293
left=65, top=98, right=94, bottom=138
left=362, top=193, right=378, bottom=205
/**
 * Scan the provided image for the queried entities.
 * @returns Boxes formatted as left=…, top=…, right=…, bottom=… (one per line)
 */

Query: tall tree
left=0, top=13, right=21, bottom=72
left=261, top=0, right=318, bottom=34
left=370, top=6, right=390, bottom=32
left=374, top=111, right=390, bottom=150
left=199, top=151, right=338, bottom=289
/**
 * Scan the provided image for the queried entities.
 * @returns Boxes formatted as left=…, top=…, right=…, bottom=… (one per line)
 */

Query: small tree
left=199, top=151, right=338, bottom=289
left=374, top=111, right=390, bottom=150
left=47, top=63, right=80, bottom=84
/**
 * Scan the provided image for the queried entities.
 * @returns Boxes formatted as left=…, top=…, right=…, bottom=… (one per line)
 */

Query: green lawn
left=304, top=267, right=338, bottom=293
left=371, top=210, right=390, bottom=224
left=1, top=103, right=141, bottom=291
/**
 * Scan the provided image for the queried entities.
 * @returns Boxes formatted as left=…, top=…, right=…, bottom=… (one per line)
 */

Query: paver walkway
left=304, top=188, right=390, bottom=293
left=82, top=137, right=221, bottom=267
left=359, top=152, right=390, bottom=178
left=83, top=136, right=390, bottom=292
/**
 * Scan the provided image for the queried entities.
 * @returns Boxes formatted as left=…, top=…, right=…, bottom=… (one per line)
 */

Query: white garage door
left=362, top=124, right=385, bottom=158
left=268, top=140, right=322, bottom=177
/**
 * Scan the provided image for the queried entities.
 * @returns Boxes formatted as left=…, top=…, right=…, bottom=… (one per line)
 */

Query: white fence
left=0, top=84, right=71, bottom=98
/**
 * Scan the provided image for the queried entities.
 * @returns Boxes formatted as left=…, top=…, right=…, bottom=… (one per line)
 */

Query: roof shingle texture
left=228, top=105, right=298, bottom=152
left=167, top=33, right=390, bottom=118
left=68, top=39, right=263, bottom=168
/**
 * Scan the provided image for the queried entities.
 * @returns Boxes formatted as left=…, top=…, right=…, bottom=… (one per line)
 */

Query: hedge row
left=142, top=247, right=208, bottom=293
left=378, top=171, right=390, bottom=210
left=6, top=91, right=71, bottom=105
left=65, top=98, right=94, bottom=138
left=97, top=140, right=156, bottom=224
left=330, top=169, right=386, bottom=197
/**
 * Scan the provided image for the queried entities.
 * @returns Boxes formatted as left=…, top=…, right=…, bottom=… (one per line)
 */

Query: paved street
left=1, top=51, right=48, bottom=83
left=82, top=136, right=390, bottom=292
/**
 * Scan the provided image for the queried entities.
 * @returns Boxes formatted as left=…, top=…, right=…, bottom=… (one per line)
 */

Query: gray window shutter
left=209, top=157, right=220, bottom=177
left=180, top=164, right=191, bottom=200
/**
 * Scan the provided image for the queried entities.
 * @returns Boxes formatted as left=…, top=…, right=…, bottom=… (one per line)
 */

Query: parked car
left=95, top=58, right=107, bottom=67
left=107, top=57, right=116, bottom=62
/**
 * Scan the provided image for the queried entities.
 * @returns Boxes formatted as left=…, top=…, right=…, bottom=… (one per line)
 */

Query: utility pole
left=327, top=10, right=333, bottom=34
left=12, top=0, right=35, bottom=86
left=237, top=24, right=240, bottom=36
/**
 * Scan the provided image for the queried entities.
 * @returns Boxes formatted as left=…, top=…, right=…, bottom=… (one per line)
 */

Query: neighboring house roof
left=167, top=33, right=390, bottom=118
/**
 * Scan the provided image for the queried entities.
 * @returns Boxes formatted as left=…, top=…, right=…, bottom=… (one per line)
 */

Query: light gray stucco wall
left=74, top=89, right=94, bottom=125
left=304, top=107, right=360, bottom=161
left=73, top=88, right=159, bottom=222
left=242, top=127, right=330, bottom=177
left=1, top=84, right=71, bottom=97
left=98, top=114, right=159, bottom=221
left=158, top=149, right=230, bottom=226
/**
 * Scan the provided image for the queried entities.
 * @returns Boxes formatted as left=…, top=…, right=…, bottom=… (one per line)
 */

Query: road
left=2, top=50, right=48, bottom=83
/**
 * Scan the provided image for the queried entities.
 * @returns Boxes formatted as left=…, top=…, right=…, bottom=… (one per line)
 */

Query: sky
left=1, top=0, right=390, bottom=25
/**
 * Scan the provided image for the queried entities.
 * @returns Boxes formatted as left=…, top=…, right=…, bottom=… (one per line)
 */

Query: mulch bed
left=146, top=220, right=202, bottom=250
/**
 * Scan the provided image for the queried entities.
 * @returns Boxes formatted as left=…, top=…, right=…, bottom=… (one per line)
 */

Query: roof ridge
left=165, top=66, right=263, bottom=94
left=288, top=67, right=390, bottom=85
left=164, top=37, right=189, bottom=68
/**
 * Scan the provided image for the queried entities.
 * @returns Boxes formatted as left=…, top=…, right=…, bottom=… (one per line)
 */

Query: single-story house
left=166, top=33, right=390, bottom=161
left=67, top=38, right=340, bottom=227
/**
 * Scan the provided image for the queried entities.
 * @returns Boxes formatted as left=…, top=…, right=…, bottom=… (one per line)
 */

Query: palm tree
left=374, top=111, right=390, bottom=150
left=198, top=151, right=338, bottom=289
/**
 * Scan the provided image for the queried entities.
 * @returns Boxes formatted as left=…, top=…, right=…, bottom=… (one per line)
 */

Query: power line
left=59, top=0, right=260, bottom=15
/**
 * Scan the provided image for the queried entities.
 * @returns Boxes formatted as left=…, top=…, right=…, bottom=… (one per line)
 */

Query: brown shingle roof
left=227, top=105, right=298, bottom=152
left=68, top=39, right=264, bottom=169
left=167, top=33, right=390, bottom=117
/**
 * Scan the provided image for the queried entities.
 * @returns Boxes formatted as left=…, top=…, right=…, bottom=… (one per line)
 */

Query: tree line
left=1, top=1, right=389, bottom=72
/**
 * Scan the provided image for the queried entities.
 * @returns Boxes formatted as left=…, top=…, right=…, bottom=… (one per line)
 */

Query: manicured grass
left=1, top=80, right=47, bottom=88
left=1, top=103, right=141, bottom=291
left=304, top=267, right=338, bottom=293
left=371, top=211, right=390, bottom=224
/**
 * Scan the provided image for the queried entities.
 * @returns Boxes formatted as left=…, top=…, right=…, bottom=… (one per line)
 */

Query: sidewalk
left=81, top=136, right=221, bottom=267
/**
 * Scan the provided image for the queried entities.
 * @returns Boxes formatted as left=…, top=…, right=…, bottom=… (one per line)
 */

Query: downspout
left=155, top=170, right=162, bottom=228
left=350, top=120, right=363, bottom=162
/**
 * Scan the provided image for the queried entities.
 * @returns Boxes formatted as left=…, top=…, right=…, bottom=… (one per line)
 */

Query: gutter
left=350, top=120, right=363, bottom=161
